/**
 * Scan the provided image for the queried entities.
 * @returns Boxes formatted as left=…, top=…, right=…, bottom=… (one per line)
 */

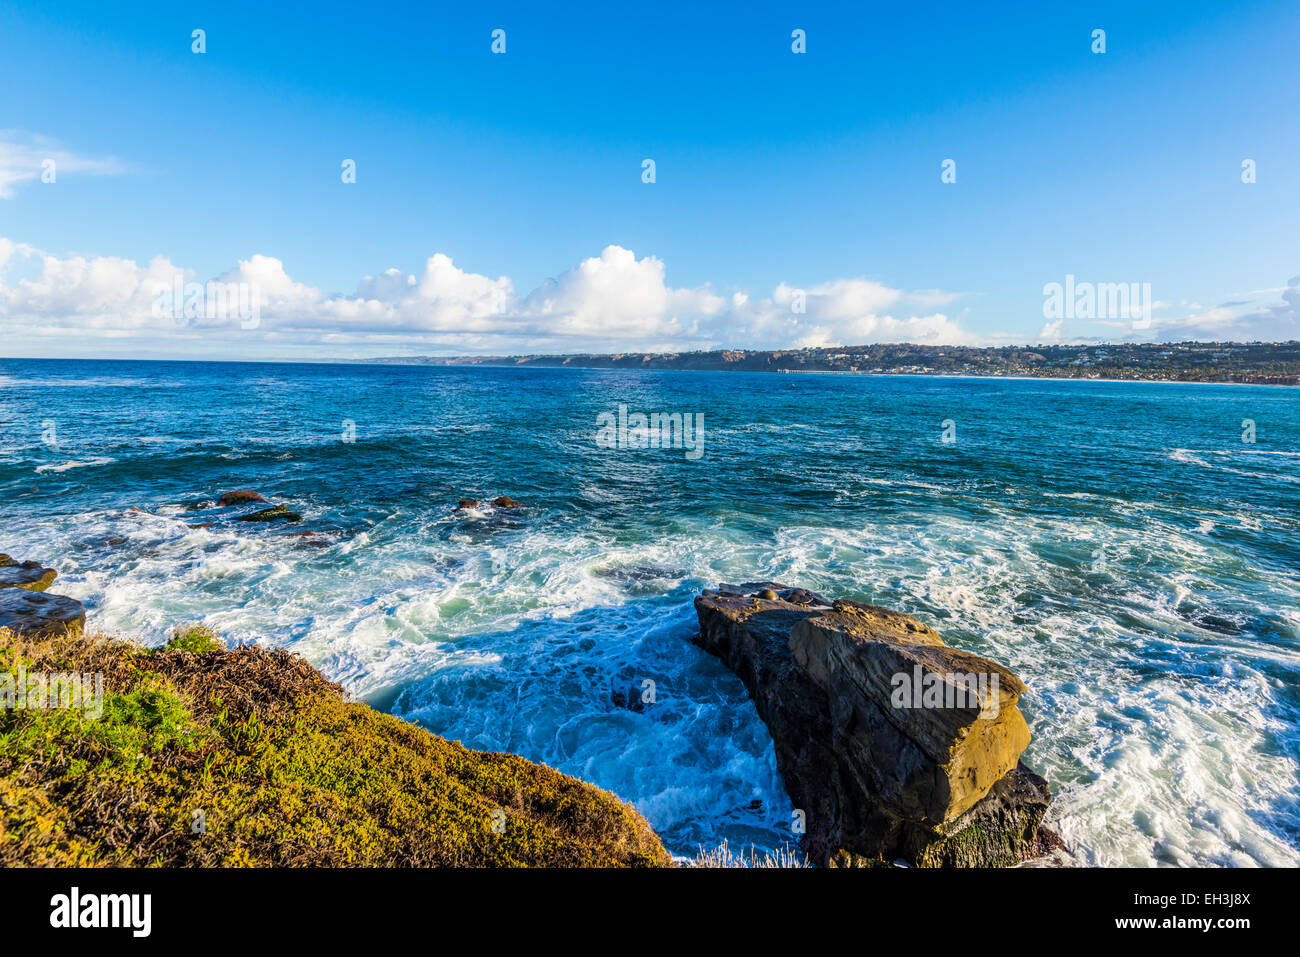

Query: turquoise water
left=2, top=358, right=1298, bottom=865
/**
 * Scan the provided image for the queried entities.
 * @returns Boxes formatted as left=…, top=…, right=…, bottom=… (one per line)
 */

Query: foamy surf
left=35, top=456, right=116, bottom=473
left=3, top=359, right=1297, bottom=865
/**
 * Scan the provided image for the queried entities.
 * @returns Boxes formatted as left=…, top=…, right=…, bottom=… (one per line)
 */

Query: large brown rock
left=0, top=554, right=58, bottom=592
left=218, top=489, right=267, bottom=506
left=694, top=581, right=1052, bottom=867
left=0, top=587, right=86, bottom=639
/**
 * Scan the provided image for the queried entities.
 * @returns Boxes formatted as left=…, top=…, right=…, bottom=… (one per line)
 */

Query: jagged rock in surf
left=218, top=489, right=268, bottom=506
left=0, top=554, right=58, bottom=592
left=236, top=505, right=302, bottom=523
left=0, top=586, right=86, bottom=639
left=694, top=581, right=1056, bottom=867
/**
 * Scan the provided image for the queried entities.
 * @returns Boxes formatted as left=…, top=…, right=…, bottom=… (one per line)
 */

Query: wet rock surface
left=237, top=505, right=302, bottom=523
left=218, top=489, right=268, bottom=506
left=454, top=496, right=524, bottom=511
left=694, top=581, right=1055, bottom=867
left=0, top=554, right=58, bottom=592
left=0, top=554, right=87, bottom=639
left=0, top=585, right=86, bottom=638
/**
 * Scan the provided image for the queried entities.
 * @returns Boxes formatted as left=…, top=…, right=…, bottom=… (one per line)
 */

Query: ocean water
left=2, top=357, right=1298, bottom=866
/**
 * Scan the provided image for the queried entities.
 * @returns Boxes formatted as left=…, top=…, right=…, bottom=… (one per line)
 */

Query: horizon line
left=3, top=336, right=1299, bottom=368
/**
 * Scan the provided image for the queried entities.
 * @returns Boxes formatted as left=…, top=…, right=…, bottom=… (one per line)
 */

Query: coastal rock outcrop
left=1, top=612, right=671, bottom=867
left=0, top=554, right=86, bottom=639
left=0, top=587, right=86, bottom=638
left=218, top=489, right=268, bottom=506
left=694, top=581, right=1053, bottom=867
left=0, top=554, right=57, bottom=592
left=455, top=496, right=524, bottom=511
left=236, top=505, right=302, bottom=523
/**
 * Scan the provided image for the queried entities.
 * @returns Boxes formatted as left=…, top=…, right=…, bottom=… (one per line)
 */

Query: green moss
left=166, top=623, right=225, bottom=654
left=0, top=627, right=671, bottom=868
left=3, top=676, right=208, bottom=775
left=917, top=820, right=1020, bottom=868
left=236, top=506, right=302, bottom=523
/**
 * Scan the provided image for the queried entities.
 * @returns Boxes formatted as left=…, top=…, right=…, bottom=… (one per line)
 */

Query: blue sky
left=1, top=0, right=1298, bottom=359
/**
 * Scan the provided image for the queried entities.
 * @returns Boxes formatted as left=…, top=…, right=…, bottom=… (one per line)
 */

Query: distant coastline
left=5, top=342, right=1300, bottom=386
left=351, top=363, right=1300, bottom=389
left=345, top=340, right=1300, bottom=386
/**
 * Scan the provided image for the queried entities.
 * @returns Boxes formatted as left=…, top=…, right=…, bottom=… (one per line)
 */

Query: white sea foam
left=34, top=457, right=116, bottom=473
left=7, top=484, right=1298, bottom=864
left=768, top=507, right=1300, bottom=867
left=1169, top=448, right=1300, bottom=483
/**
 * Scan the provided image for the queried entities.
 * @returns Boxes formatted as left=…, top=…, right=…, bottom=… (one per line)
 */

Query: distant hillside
left=356, top=341, right=1300, bottom=384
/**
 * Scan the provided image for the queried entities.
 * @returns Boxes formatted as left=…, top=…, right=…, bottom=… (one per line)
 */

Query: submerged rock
left=0, top=555, right=58, bottom=592
left=0, top=587, right=86, bottom=638
left=455, top=496, right=524, bottom=511
left=237, top=505, right=302, bottom=523
left=694, top=581, right=1053, bottom=867
left=284, top=529, right=330, bottom=549
left=219, top=489, right=267, bottom=506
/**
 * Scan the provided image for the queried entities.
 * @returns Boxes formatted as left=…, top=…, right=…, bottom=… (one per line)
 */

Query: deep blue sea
left=2, top=357, right=1298, bottom=866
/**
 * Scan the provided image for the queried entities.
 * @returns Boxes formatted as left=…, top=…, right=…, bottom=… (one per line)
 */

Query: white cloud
left=1139, top=277, right=1300, bottom=342
left=518, top=245, right=726, bottom=339
left=727, top=278, right=974, bottom=349
left=1037, top=319, right=1064, bottom=343
left=0, top=131, right=128, bottom=198
left=1, top=245, right=184, bottom=331
left=0, top=238, right=19, bottom=271
left=0, top=239, right=978, bottom=356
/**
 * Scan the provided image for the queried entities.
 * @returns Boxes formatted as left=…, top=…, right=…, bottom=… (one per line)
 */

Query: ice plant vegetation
left=0, top=626, right=670, bottom=867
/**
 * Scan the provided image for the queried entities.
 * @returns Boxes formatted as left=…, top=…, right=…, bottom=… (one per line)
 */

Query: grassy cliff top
left=0, top=625, right=671, bottom=867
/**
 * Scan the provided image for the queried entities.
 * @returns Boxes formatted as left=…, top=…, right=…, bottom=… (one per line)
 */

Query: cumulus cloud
left=1143, top=277, right=1300, bottom=342
left=0, top=131, right=128, bottom=198
left=727, top=278, right=972, bottom=349
left=1, top=244, right=185, bottom=336
left=1037, top=319, right=1064, bottom=343
left=0, top=239, right=976, bottom=357
left=518, top=246, right=726, bottom=339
